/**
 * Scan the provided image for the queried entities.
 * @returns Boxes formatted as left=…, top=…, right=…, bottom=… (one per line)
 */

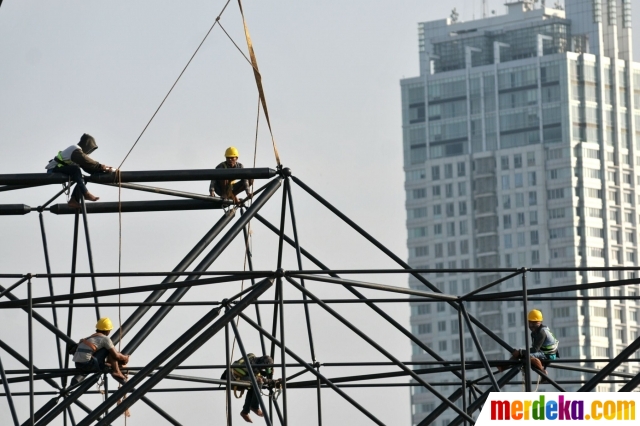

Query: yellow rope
left=237, top=0, right=281, bottom=167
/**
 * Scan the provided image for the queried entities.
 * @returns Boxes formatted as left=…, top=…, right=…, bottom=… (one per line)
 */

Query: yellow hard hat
left=225, top=146, right=239, bottom=158
left=527, top=309, right=543, bottom=322
left=96, top=317, right=113, bottom=331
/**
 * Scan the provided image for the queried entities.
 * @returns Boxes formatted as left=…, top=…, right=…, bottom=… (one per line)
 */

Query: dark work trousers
left=242, top=387, right=260, bottom=415
left=49, top=165, right=87, bottom=201
left=213, top=180, right=248, bottom=199
left=74, top=347, right=108, bottom=373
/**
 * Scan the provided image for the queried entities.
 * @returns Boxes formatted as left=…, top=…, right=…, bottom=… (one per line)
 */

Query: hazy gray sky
left=1, top=1, right=639, bottom=425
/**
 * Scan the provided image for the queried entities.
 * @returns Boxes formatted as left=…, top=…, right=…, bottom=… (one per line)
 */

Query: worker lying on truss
left=45, top=133, right=113, bottom=208
left=70, top=317, right=130, bottom=384
left=209, top=146, right=253, bottom=205
left=222, top=353, right=280, bottom=423
left=497, top=309, right=559, bottom=378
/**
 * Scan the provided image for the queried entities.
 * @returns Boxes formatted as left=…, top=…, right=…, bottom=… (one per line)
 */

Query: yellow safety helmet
left=527, top=309, right=543, bottom=322
left=96, top=317, right=114, bottom=331
left=225, top=146, right=239, bottom=158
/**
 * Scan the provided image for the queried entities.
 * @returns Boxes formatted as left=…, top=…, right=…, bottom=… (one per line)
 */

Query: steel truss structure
left=2, top=167, right=640, bottom=426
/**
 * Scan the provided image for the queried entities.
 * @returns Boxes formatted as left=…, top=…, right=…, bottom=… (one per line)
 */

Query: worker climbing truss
left=3, top=167, right=640, bottom=426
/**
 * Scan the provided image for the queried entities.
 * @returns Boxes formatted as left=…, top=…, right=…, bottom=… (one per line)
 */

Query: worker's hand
left=511, top=349, right=522, bottom=359
left=210, top=191, right=216, bottom=197
left=256, top=376, right=264, bottom=385
left=101, top=164, right=114, bottom=172
left=245, top=191, right=253, bottom=200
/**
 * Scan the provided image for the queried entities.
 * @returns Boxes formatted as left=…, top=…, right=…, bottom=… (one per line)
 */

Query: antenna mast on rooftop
left=483, top=0, right=487, bottom=18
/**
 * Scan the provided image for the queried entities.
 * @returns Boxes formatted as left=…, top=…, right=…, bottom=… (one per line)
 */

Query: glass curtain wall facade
left=402, top=1, right=639, bottom=424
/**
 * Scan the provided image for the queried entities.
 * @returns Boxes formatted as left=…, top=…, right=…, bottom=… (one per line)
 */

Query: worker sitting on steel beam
left=223, top=353, right=277, bottom=423
left=209, top=146, right=253, bottom=204
left=497, top=309, right=559, bottom=377
left=45, top=133, right=113, bottom=209
left=72, top=317, right=130, bottom=384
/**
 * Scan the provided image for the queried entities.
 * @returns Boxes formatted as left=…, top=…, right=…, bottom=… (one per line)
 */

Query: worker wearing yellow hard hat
left=209, top=146, right=254, bottom=204
left=71, top=317, right=130, bottom=384
left=497, top=309, right=559, bottom=380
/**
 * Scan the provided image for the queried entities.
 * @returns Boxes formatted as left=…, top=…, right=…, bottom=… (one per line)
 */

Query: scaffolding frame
left=1, top=168, right=640, bottom=426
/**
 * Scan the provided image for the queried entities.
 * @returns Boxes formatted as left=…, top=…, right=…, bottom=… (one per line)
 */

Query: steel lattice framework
left=2, top=168, right=640, bottom=426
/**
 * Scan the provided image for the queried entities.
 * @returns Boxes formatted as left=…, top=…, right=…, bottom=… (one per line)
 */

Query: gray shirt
left=73, top=334, right=114, bottom=363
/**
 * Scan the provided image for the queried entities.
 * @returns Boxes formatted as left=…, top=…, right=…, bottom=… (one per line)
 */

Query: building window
left=460, top=240, right=469, bottom=254
left=625, top=211, right=634, bottom=224
left=459, top=201, right=467, bottom=215
left=502, top=176, right=510, bottom=190
left=528, top=171, right=537, bottom=186
left=515, top=173, right=523, bottom=188
left=437, top=302, right=445, bottom=312
left=508, top=313, right=517, bottom=327
left=501, top=156, right=509, bottom=170
left=517, top=232, right=526, bottom=247
left=460, top=220, right=468, bottom=235
left=414, top=246, right=429, bottom=257
left=448, top=241, right=456, bottom=256
left=504, top=234, right=513, bottom=249
left=505, top=254, right=512, bottom=267
left=433, top=185, right=441, bottom=197
left=627, top=251, right=636, bottom=263
left=411, top=188, right=426, bottom=199
left=438, top=321, right=447, bottom=332
left=529, top=191, right=537, bottom=206
left=532, top=250, right=540, bottom=264
left=504, top=214, right=512, bottom=229
left=531, top=230, right=539, bottom=245
left=439, top=341, right=447, bottom=351
left=417, top=323, right=431, bottom=334
left=434, top=224, right=442, bottom=235
left=432, top=166, right=440, bottom=180
left=447, top=222, right=456, bottom=236
left=444, top=164, right=453, bottom=179
left=527, top=151, right=535, bottom=166
left=503, top=195, right=511, bottom=209
left=435, top=243, right=443, bottom=258
left=530, top=211, right=538, bottom=225
left=548, top=188, right=565, bottom=200
left=514, top=154, right=522, bottom=168
left=433, top=205, right=442, bottom=218
left=458, top=182, right=467, bottom=196
left=457, top=162, right=466, bottom=177
left=446, top=202, right=455, bottom=217
left=517, top=212, right=525, bottom=227
left=445, top=183, right=454, bottom=198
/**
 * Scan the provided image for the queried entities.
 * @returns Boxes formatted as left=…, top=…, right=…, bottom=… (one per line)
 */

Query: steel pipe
left=49, top=199, right=228, bottom=215
left=0, top=168, right=277, bottom=186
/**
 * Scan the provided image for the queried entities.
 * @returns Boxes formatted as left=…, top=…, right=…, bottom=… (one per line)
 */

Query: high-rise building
left=401, top=1, right=638, bottom=424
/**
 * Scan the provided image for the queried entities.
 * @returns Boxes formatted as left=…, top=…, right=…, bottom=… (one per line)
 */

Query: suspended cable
left=117, top=0, right=233, bottom=170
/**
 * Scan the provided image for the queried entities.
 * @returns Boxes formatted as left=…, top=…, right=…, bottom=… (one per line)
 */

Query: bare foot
left=85, top=192, right=100, bottom=202
left=67, top=199, right=81, bottom=209
left=111, top=372, right=126, bottom=383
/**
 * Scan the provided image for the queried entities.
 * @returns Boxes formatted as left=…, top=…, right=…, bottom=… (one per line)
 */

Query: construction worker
left=227, top=353, right=275, bottom=423
left=72, top=317, right=130, bottom=383
left=498, top=309, right=559, bottom=376
left=209, top=146, right=253, bottom=204
left=45, top=133, right=113, bottom=208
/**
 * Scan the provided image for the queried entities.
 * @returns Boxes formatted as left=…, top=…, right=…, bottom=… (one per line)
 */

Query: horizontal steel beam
left=0, top=204, right=32, bottom=215
left=48, top=199, right=230, bottom=215
left=0, top=168, right=277, bottom=186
